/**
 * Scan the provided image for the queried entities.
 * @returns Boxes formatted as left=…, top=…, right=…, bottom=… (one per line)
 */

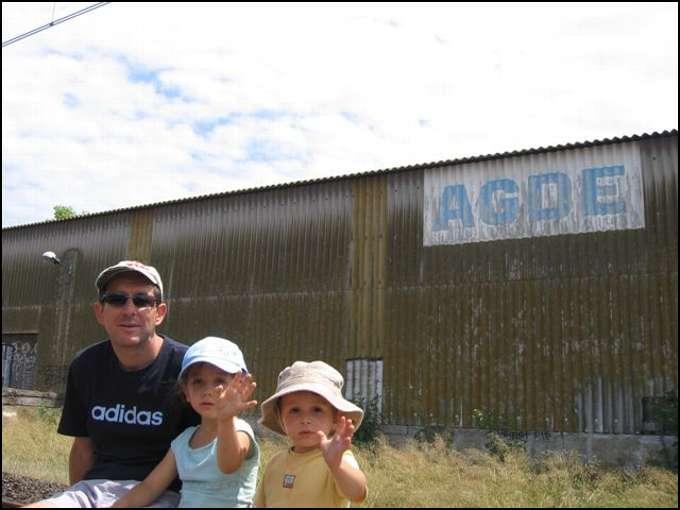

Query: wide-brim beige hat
left=259, top=360, right=364, bottom=435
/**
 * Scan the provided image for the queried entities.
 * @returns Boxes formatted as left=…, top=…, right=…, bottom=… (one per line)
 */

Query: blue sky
left=2, top=2, right=677, bottom=227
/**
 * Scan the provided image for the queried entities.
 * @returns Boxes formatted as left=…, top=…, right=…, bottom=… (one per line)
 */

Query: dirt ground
left=2, top=472, right=67, bottom=506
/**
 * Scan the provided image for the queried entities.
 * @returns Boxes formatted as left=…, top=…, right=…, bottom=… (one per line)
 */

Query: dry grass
left=352, top=436, right=677, bottom=507
left=2, top=407, right=71, bottom=484
left=2, top=407, right=677, bottom=507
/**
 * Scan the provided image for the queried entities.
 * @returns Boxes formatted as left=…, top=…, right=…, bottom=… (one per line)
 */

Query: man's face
left=94, top=273, right=167, bottom=350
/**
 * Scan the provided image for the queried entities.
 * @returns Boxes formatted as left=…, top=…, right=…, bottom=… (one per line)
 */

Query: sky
left=2, top=2, right=677, bottom=228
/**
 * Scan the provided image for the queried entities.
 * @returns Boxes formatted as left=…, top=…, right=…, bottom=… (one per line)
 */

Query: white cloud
left=2, top=2, right=678, bottom=227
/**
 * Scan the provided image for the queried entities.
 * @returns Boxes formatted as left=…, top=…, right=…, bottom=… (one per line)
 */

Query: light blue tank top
left=171, top=420, right=259, bottom=508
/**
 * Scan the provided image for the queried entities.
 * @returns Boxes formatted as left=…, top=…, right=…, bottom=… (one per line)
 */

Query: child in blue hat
left=113, top=336, right=259, bottom=508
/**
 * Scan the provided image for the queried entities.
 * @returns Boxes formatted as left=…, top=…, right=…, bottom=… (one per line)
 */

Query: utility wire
left=2, top=2, right=111, bottom=48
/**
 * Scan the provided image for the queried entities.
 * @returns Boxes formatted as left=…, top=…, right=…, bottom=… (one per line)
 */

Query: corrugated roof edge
left=3, top=129, right=677, bottom=231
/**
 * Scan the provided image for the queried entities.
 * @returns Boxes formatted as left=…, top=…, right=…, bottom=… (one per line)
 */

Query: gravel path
left=2, top=472, right=67, bottom=506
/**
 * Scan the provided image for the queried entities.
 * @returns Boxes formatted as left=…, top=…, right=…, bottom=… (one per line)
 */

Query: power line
left=2, top=2, right=111, bottom=48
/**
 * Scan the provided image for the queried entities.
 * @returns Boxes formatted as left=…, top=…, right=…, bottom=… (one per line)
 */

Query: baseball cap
left=95, top=260, right=164, bottom=300
left=179, top=336, right=248, bottom=380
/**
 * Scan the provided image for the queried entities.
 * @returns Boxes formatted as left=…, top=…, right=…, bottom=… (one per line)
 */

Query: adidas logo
left=91, top=404, right=164, bottom=426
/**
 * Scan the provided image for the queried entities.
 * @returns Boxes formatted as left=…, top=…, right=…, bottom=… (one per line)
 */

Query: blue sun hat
left=179, top=336, right=248, bottom=379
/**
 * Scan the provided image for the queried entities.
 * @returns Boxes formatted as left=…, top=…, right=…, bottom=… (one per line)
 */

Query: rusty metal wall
left=383, top=135, right=677, bottom=433
left=149, top=181, right=356, bottom=405
left=2, top=214, right=133, bottom=389
left=2, top=133, right=677, bottom=434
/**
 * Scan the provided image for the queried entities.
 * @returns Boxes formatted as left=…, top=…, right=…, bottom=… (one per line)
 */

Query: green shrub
left=351, top=396, right=383, bottom=445
left=649, top=392, right=678, bottom=435
left=649, top=392, right=678, bottom=470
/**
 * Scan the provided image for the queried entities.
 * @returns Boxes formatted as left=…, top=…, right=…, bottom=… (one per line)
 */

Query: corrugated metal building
left=2, top=130, right=677, bottom=435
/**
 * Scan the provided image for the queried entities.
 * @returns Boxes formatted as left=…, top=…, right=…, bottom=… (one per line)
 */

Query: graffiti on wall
left=1, top=335, right=38, bottom=390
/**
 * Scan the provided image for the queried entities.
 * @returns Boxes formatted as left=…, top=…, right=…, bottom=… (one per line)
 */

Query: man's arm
left=69, top=436, right=95, bottom=485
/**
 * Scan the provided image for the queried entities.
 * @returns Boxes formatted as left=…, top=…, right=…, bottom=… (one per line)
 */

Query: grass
left=357, top=437, right=677, bottom=507
left=2, top=407, right=72, bottom=484
left=2, top=407, right=677, bottom=507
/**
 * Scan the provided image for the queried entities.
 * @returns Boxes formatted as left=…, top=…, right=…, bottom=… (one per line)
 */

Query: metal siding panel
left=128, top=209, right=153, bottom=263
left=351, top=177, right=386, bottom=358
left=406, top=287, right=418, bottom=424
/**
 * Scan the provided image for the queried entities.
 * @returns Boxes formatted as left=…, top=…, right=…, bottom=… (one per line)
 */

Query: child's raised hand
left=317, top=415, right=356, bottom=470
left=215, top=372, right=257, bottom=421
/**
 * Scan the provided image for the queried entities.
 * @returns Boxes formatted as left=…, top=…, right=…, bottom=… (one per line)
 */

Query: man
left=27, top=261, right=199, bottom=508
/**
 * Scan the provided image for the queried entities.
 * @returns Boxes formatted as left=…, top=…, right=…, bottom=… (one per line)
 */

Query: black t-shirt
left=57, top=335, right=199, bottom=492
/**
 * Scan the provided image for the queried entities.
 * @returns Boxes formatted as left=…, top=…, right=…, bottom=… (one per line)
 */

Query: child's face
left=183, top=362, right=235, bottom=419
left=279, top=391, right=337, bottom=453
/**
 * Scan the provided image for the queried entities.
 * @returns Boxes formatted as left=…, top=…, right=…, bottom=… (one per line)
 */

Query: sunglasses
left=100, top=292, right=158, bottom=308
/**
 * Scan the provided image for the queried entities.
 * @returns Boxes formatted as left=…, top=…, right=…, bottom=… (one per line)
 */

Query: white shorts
left=37, top=479, right=180, bottom=508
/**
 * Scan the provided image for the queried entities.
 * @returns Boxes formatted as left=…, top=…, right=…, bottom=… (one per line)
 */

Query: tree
left=53, top=205, right=77, bottom=220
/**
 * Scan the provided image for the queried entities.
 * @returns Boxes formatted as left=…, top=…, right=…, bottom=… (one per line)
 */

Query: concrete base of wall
left=1, top=388, right=62, bottom=408
left=382, top=425, right=677, bottom=468
left=248, top=418, right=676, bottom=468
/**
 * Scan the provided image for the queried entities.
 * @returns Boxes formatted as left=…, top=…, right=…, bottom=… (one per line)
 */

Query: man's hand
left=215, top=372, right=257, bottom=421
